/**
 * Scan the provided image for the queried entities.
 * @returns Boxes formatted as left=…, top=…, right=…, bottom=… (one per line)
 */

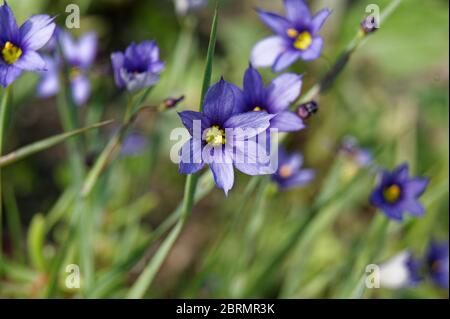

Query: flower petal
left=210, top=161, right=234, bottom=195
left=299, top=37, right=323, bottom=61
left=224, top=111, right=274, bottom=140
left=311, top=9, right=332, bottom=34
left=273, top=49, right=301, bottom=72
left=270, top=111, right=305, bottom=132
left=0, top=63, right=22, bottom=87
left=203, top=78, right=244, bottom=125
left=76, top=32, right=97, bottom=68
left=0, top=2, right=19, bottom=43
left=179, top=138, right=204, bottom=174
left=279, top=169, right=315, bottom=189
left=256, top=9, right=293, bottom=36
left=251, top=36, right=287, bottom=69
left=111, top=52, right=125, bottom=89
left=234, top=139, right=275, bottom=175
left=283, top=0, right=311, bottom=24
left=70, top=75, right=90, bottom=106
left=178, top=110, right=210, bottom=136
left=243, top=64, right=266, bottom=109
left=267, top=73, right=302, bottom=113
left=405, top=177, right=429, bottom=198
left=37, top=60, right=59, bottom=97
left=405, top=201, right=425, bottom=217
left=19, top=15, right=55, bottom=50
left=13, top=51, right=46, bottom=71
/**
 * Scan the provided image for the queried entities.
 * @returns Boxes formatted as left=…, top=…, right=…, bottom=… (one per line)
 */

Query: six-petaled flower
left=251, top=0, right=331, bottom=72
left=0, top=1, right=56, bottom=87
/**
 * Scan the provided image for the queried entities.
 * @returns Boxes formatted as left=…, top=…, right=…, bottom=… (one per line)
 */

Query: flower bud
left=361, top=15, right=379, bottom=34
left=163, top=95, right=185, bottom=109
left=297, top=101, right=319, bottom=120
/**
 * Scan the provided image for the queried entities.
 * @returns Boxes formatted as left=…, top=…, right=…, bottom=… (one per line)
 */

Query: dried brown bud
left=163, top=96, right=185, bottom=109
left=297, top=101, right=319, bottom=120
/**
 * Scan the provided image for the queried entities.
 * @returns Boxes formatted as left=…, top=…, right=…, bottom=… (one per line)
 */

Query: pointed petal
left=179, top=138, right=204, bottom=174
left=210, top=162, right=234, bottom=195
left=203, top=78, right=244, bottom=125
left=14, top=51, right=46, bottom=71
left=19, top=15, right=55, bottom=50
left=256, top=9, right=293, bottom=36
left=311, top=9, right=332, bottom=34
left=299, top=37, right=323, bottom=61
left=270, top=111, right=305, bottom=132
left=37, top=68, right=59, bottom=97
left=111, top=52, right=125, bottom=89
left=0, top=2, right=19, bottom=43
left=224, top=112, right=274, bottom=140
left=267, top=73, right=302, bottom=112
left=280, top=169, right=315, bottom=189
left=76, top=32, right=97, bottom=68
left=234, top=139, right=275, bottom=175
left=243, top=64, right=266, bottom=109
left=251, top=36, right=287, bottom=69
left=405, top=201, right=425, bottom=217
left=70, top=75, right=90, bottom=106
left=405, top=177, right=429, bottom=198
left=0, top=64, right=22, bottom=87
left=273, top=49, right=301, bottom=72
left=178, top=110, right=210, bottom=135
left=283, top=0, right=311, bottom=24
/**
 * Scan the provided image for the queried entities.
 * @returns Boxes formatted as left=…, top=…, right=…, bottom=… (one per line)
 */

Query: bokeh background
left=1, top=0, right=448, bottom=298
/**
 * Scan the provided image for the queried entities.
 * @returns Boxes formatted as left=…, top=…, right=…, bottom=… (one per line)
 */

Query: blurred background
left=1, top=0, right=448, bottom=298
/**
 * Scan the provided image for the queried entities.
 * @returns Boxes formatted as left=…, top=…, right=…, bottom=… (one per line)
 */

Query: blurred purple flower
left=37, top=30, right=97, bottom=106
left=272, top=147, right=314, bottom=190
left=111, top=40, right=165, bottom=92
left=426, top=241, right=449, bottom=289
left=178, top=78, right=274, bottom=195
left=175, top=0, right=208, bottom=16
left=370, top=163, right=429, bottom=221
left=242, top=64, right=305, bottom=132
left=379, top=251, right=423, bottom=289
left=340, top=136, right=373, bottom=167
left=251, top=0, right=331, bottom=72
left=0, top=1, right=55, bottom=87
left=121, top=133, right=147, bottom=156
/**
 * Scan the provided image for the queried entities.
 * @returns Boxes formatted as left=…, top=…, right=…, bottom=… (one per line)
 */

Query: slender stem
left=0, top=86, right=12, bottom=276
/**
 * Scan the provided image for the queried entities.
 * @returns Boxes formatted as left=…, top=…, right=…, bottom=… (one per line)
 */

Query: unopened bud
left=361, top=15, right=379, bottom=34
left=163, top=95, right=185, bottom=109
left=297, top=101, right=319, bottom=120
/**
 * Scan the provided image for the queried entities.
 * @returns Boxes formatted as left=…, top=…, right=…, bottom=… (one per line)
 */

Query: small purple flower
left=111, top=41, right=165, bottom=92
left=121, top=133, right=147, bottom=156
left=0, top=1, right=55, bottom=87
left=272, top=147, right=314, bottom=190
left=175, top=0, right=208, bottom=16
left=242, top=64, right=304, bottom=132
left=340, top=136, right=373, bottom=167
left=37, top=30, right=97, bottom=106
left=426, top=241, right=449, bottom=289
left=178, top=78, right=275, bottom=195
left=370, top=163, right=429, bottom=221
left=251, top=0, right=331, bottom=72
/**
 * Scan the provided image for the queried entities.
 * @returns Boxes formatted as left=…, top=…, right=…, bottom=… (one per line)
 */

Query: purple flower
left=426, top=241, right=449, bottom=289
left=340, top=136, right=373, bottom=167
left=370, top=163, right=429, bottom=221
left=0, top=1, right=55, bottom=87
left=242, top=64, right=305, bottom=132
left=251, top=0, right=331, bottom=72
left=111, top=41, right=165, bottom=92
left=379, top=251, right=423, bottom=289
left=272, top=147, right=314, bottom=190
left=37, top=30, right=97, bottom=106
left=178, top=78, right=275, bottom=195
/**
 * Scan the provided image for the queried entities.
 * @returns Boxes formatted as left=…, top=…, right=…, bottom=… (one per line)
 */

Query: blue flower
left=178, top=78, right=275, bottom=195
left=0, top=1, right=55, bottom=87
left=370, top=163, right=429, bottom=221
left=251, top=0, right=331, bottom=72
left=426, top=241, right=449, bottom=289
left=242, top=64, right=305, bottom=132
left=37, top=30, right=98, bottom=106
left=111, top=41, right=165, bottom=92
left=272, top=147, right=314, bottom=190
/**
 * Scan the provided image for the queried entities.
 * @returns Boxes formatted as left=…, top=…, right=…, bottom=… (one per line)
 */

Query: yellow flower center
left=253, top=106, right=263, bottom=112
left=279, top=165, right=293, bottom=178
left=70, top=67, right=81, bottom=80
left=2, top=41, right=22, bottom=65
left=205, top=125, right=226, bottom=146
left=383, top=184, right=401, bottom=203
left=293, top=31, right=313, bottom=51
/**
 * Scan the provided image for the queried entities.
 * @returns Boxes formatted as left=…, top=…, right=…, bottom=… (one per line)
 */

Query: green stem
left=0, top=86, right=12, bottom=276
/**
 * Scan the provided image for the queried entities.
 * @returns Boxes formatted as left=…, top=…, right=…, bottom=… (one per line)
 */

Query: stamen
left=287, top=28, right=299, bottom=38
left=383, top=184, right=401, bottom=203
left=253, top=106, right=263, bottom=112
left=279, top=165, right=293, bottom=178
left=2, top=41, right=22, bottom=65
left=293, top=32, right=312, bottom=51
left=205, top=125, right=226, bottom=146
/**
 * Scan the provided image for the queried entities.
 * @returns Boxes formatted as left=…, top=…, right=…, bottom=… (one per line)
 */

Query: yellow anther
left=279, top=165, right=293, bottom=178
left=205, top=125, right=226, bottom=146
left=2, top=41, right=22, bottom=65
left=293, top=31, right=313, bottom=51
left=383, top=184, right=401, bottom=203
left=253, top=106, right=263, bottom=112
left=287, top=28, right=299, bottom=38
